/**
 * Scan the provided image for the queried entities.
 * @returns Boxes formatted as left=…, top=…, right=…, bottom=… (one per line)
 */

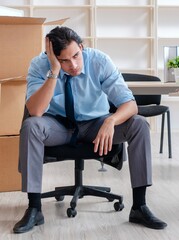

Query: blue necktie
left=65, top=75, right=78, bottom=145
left=65, top=75, right=75, bottom=127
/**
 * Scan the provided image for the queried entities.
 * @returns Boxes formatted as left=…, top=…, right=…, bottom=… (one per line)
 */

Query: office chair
left=122, top=73, right=172, bottom=158
left=22, top=106, right=124, bottom=218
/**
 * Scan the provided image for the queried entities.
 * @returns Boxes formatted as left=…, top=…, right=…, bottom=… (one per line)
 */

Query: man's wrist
left=46, top=70, right=58, bottom=79
left=105, top=116, right=116, bottom=126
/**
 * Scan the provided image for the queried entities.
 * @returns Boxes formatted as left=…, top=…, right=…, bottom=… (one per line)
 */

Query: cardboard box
left=0, top=135, right=21, bottom=192
left=0, top=16, right=68, bottom=135
left=0, top=16, right=68, bottom=79
left=0, top=77, right=26, bottom=135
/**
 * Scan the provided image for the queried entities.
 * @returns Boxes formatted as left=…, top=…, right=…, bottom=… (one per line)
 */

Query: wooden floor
left=0, top=132, right=179, bottom=240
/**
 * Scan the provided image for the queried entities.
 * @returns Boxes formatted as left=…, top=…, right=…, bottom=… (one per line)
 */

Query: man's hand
left=45, top=37, right=61, bottom=74
left=92, top=100, right=138, bottom=156
left=93, top=117, right=115, bottom=156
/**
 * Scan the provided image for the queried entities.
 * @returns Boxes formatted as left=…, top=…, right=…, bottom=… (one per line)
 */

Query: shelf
left=96, top=0, right=154, bottom=6
left=0, top=0, right=30, bottom=6
left=32, top=5, right=92, bottom=9
left=4, top=5, right=31, bottom=8
left=95, top=5, right=154, bottom=8
left=96, top=37, right=154, bottom=40
left=158, top=37, right=179, bottom=40
left=158, top=5, right=179, bottom=8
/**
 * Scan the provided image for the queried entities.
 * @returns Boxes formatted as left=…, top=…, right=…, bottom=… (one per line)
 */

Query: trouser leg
left=113, top=115, right=152, bottom=188
left=19, top=116, right=72, bottom=193
left=79, top=114, right=152, bottom=188
left=113, top=114, right=152, bottom=208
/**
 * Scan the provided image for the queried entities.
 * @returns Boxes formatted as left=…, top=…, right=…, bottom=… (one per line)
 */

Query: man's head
left=46, top=26, right=84, bottom=76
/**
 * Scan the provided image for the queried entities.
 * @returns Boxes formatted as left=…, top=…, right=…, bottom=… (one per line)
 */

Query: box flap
left=0, top=16, right=69, bottom=25
left=0, top=16, right=46, bottom=25
left=0, top=76, right=26, bottom=83
left=44, top=17, right=70, bottom=25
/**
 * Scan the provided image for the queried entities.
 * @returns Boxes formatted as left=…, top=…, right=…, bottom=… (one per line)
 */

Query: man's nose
left=70, top=60, right=77, bottom=69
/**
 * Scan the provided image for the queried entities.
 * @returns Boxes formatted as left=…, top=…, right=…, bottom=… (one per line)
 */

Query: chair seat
left=44, top=143, right=123, bottom=170
left=138, top=105, right=169, bottom=117
left=45, top=143, right=122, bottom=161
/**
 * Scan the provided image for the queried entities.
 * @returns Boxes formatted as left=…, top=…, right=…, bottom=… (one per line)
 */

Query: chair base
left=41, top=184, right=124, bottom=217
left=41, top=158, right=124, bottom=217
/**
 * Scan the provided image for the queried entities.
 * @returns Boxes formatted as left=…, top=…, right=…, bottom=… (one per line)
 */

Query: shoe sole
left=13, top=218, right=44, bottom=234
left=129, top=217, right=166, bottom=230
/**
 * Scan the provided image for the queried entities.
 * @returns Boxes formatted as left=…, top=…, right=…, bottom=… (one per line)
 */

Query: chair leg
left=159, top=111, right=172, bottom=158
left=85, top=185, right=110, bottom=192
left=82, top=186, right=123, bottom=202
left=167, top=110, right=172, bottom=158
left=159, top=113, right=165, bottom=154
left=70, top=186, right=82, bottom=209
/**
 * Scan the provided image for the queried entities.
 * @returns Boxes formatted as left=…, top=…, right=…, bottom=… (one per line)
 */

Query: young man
left=13, top=26, right=167, bottom=233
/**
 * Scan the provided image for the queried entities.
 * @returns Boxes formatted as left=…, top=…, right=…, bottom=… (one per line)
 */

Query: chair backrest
left=122, top=73, right=161, bottom=106
left=22, top=105, right=30, bottom=122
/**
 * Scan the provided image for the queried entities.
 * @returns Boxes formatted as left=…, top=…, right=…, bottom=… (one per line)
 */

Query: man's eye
left=74, top=53, right=79, bottom=58
left=60, top=60, right=67, bottom=63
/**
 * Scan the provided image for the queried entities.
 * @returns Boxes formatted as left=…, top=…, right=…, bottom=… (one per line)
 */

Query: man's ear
left=79, top=43, right=84, bottom=50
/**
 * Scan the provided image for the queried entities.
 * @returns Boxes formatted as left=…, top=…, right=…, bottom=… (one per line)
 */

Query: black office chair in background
left=122, top=73, right=172, bottom=158
left=22, top=106, right=124, bottom=218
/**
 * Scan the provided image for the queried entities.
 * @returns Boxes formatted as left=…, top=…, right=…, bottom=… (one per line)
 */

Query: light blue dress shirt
left=26, top=47, right=134, bottom=121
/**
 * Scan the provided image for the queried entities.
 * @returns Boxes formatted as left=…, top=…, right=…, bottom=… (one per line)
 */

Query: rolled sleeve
left=26, top=55, right=49, bottom=101
left=26, top=54, right=51, bottom=112
left=100, top=55, right=134, bottom=107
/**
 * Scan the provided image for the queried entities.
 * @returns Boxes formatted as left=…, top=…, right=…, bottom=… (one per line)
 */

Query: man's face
left=56, top=41, right=83, bottom=76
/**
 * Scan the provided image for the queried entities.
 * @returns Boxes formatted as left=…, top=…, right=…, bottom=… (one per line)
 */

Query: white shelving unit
left=94, top=3, right=155, bottom=74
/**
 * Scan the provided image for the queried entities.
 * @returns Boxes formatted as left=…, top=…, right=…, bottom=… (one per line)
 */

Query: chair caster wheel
left=55, top=195, right=64, bottom=201
left=67, top=208, right=77, bottom=218
left=114, top=201, right=124, bottom=211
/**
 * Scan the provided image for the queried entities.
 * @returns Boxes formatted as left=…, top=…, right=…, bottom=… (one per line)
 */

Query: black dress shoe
left=129, top=205, right=167, bottom=230
left=13, top=208, right=44, bottom=233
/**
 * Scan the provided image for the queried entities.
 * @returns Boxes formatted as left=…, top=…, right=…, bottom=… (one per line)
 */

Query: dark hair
left=46, top=26, right=83, bottom=56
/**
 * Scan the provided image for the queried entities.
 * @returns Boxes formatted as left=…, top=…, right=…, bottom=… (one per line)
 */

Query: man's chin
left=70, top=70, right=82, bottom=76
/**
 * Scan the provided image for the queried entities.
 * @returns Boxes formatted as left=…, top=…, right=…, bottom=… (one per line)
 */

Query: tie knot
left=65, top=74, right=72, bottom=83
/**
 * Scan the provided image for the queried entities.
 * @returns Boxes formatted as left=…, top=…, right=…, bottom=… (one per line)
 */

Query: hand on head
left=45, top=37, right=61, bottom=74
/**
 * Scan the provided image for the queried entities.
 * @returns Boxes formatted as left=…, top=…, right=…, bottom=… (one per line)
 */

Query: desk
left=127, top=82, right=179, bottom=95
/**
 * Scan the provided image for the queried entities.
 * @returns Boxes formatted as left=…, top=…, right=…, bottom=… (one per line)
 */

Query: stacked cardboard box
left=0, top=16, right=67, bottom=191
left=0, top=77, right=26, bottom=191
left=0, top=136, right=21, bottom=192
